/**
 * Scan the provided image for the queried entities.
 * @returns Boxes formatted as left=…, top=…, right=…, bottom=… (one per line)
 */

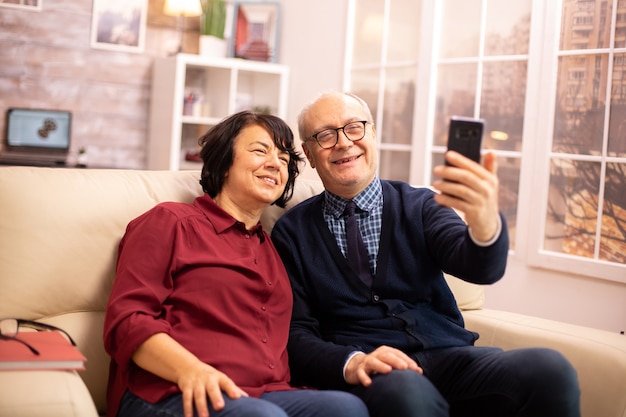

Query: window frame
left=526, top=0, right=626, bottom=283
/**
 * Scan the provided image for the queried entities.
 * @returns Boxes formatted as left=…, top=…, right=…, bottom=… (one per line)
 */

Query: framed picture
left=90, top=0, right=147, bottom=53
left=230, top=2, right=281, bottom=63
left=0, top=0, right=41, bottom=11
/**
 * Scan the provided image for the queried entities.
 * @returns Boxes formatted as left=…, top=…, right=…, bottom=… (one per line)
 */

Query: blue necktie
left=344, top=201, right=372, bottom=287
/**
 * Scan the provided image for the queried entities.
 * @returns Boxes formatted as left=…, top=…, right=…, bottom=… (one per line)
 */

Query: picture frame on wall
left=0, top=0, right=42, bottom=11
left=90, top=0, right=147, bottom=53
left=231, top=2, right=281, bottom=63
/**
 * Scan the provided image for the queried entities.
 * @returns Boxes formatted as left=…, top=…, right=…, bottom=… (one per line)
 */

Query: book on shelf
left=0, top=331, right=86, bottom=371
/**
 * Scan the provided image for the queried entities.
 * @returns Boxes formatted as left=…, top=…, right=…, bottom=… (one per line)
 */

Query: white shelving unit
left=147, top=54, right=289, bottom=170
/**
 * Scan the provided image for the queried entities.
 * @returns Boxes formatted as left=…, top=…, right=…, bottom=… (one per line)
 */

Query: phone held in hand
left=446, top=116, right=484, bottom=166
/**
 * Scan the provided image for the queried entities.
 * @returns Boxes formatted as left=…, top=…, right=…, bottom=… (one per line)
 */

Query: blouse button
left=267, top=281, right=272, bottom=286
left=268, top=363, right=275, bottom=369
left=261, top=306, right=267, bottom=311
left=262, top=338, right=268, bottom=343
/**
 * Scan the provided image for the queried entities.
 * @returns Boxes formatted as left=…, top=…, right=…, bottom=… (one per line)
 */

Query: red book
left=0, top=331, right=86, bottom=371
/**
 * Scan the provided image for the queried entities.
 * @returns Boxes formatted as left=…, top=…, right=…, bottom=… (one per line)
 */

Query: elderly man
left=271, top=91, right=581, bottom=417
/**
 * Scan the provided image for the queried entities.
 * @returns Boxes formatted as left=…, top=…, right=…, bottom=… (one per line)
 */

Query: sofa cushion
left=0, top=370, right=99, bottom=417
left=0, top=167, right=204, bottom=414
left=260, top=177, right=326, bottom=233
left=464, top=309, right=626, bottom=417
left=444, top=274, right=485, bottom=310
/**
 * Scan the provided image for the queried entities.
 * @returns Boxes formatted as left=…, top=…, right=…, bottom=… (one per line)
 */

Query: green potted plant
left=199, top=0, right=227, bottom=57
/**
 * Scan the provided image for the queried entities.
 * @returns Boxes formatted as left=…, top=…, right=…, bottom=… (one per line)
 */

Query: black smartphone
left=445, top=116, right=484, bottom=166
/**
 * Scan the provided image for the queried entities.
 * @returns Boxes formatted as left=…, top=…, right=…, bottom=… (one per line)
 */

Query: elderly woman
left=103, top=111, right=368, bottom=417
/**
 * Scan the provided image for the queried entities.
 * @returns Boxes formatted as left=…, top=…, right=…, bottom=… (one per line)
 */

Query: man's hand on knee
left=344, top=346, right=423, bottom=386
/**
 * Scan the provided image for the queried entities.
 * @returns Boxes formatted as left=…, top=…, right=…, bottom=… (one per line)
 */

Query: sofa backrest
left=0, top=167, right=484, bottom=414
left=0, top=167, right=204, bottom=413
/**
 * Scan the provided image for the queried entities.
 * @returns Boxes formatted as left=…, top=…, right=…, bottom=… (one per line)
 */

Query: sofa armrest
left=463, top=309, right=626, bottom=417
left=0, top=370, right=99, bottom=417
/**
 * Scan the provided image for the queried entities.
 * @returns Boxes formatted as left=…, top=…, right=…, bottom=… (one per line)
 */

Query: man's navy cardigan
left=271, top=180, right=509, bottom=390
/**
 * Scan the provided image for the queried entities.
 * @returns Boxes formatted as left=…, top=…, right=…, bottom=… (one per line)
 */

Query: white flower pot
left=199, top=35, right=227, bottom=57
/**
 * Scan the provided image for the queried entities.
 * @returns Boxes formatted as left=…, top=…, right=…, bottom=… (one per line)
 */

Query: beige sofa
left=0, top=166, right=624, bottom=417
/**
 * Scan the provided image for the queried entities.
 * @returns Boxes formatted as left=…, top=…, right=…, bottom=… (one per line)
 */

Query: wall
left=0, top=0, right=344, bottom=171
left=279, top=1, right=346, bottom=180
left=1, top=1, right=623, bottom=333
left=487, top=258, right=625, bottom=333
left=1, top=0, right=157, bottom=168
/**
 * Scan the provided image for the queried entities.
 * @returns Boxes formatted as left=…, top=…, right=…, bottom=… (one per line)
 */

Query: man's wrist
left=468, top=215, right=502, bottom=247
left=343, top=351, right=365, bottom=381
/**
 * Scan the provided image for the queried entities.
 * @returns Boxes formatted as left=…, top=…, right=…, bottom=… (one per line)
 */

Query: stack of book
left=0, top=331, right=85, bottom=371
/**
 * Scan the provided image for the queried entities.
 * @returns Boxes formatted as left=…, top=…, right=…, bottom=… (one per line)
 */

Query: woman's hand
left=132, top=333, right=248, bottom=417
left=176, top=360, right=248, bottom=417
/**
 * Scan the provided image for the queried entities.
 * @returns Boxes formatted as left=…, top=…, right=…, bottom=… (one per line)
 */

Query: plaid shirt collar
left=323, top=176, right=382, bottom=219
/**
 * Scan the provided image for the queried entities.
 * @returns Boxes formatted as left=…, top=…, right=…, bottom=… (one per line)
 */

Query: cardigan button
left=372, top=294, right=380, bottom=302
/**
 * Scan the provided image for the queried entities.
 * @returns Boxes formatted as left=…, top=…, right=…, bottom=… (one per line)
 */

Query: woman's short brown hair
left=198, top=110, right=303, bottom=208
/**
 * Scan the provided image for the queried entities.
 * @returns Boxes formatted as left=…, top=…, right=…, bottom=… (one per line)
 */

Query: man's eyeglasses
left=0, top=318, right=77, bottom=356
left=307, top=121, right=368, bottom=149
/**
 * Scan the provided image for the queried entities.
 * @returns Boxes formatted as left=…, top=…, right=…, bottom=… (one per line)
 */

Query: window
left=536, top=0, right=626, bottom=278
left=345, top=0, right=626, bottom=283
left=432, top=0, right=531, bottom=250
left=345, top=0, right=421, bottom=182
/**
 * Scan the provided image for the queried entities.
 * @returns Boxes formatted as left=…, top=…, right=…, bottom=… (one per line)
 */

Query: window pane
left=601, top=162, right=626, bottom=262
left=387, top=0, right=421, bottom=62
left=544, top=159, right=601, bottom=257
left=440, top=0, right=482, bottom=58
left=484, top=0, right=532, bottom=55
left=497, top=157, right=521, bottom=249
left=553, top=54, right=608, bottom=155
left=434, top=63, right=477, bottom=146
left=381, top=67, right=416, bottom=145
left=480, top=61, right=527, bottom=152
left=497, top=156, right=520, bottom=250
left=609, top=53, right=626, bottom=157
left=560, top=0, right=610, bottom=50
left=352, top=0, right=385, bottom=65
left=350, top=69, right=381, bottom=120
left=617, top=2, right=626, bottom=48
left=379, top=149, right=410, bottom=181
left=431, top=152, right=446, bottom=171
left=546, top=161, right=626, bottom=262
